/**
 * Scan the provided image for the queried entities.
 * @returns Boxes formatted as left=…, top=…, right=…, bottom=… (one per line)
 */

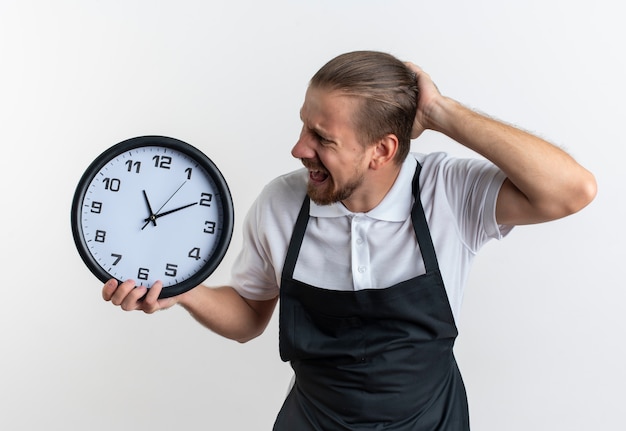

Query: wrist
left=175, top=284, right=203, bottom=309
left=423, top=96, right=463, bottom=134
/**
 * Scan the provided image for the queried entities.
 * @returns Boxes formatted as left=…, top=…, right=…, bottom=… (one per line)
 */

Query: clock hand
left=148, top=202, right=198, bottom=221
left=142, top=190, right=157, bottom=227
left=141, top=181, right=187, bottom=230
left=154, top=181, right=187, bottom=214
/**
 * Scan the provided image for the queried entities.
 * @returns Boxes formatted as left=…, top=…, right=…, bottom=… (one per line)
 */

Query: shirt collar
left=309, top=155, right=416, bottom=222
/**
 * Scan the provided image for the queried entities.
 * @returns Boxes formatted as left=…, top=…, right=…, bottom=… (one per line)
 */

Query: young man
left=103, top=51, right=596, bottom=429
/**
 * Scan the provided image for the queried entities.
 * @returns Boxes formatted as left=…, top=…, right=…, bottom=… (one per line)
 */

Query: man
left=103, top=51, right=596, bottom=429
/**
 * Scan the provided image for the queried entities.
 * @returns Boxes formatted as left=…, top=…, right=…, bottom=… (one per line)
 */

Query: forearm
left=177, top=285, right=277, bottom=343
left=427, top=97, right=596, bottom=224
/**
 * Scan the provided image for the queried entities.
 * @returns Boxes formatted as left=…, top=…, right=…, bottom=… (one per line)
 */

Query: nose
left=291, top=129, right=315, bottom=160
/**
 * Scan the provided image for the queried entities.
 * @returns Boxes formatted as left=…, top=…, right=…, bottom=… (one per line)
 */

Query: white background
left=1, top=1, right=624, bottom=430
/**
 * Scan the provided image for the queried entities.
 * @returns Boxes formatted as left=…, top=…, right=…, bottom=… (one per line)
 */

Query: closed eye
left=312, top=130, right=334, bottom=146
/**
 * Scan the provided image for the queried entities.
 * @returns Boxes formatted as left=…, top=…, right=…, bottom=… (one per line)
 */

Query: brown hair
left=310, top=51, right=418, bottom=163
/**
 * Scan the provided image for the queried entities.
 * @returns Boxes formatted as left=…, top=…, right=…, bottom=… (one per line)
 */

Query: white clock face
left=76, top=143, right=231, bottom=293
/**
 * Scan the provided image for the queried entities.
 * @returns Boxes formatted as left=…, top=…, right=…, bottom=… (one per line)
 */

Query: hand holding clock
left=76, top=137, right=276, bottom=342
left=101, top=276, right=279, bottom=343
left=102, top=278, right=177, bottom=313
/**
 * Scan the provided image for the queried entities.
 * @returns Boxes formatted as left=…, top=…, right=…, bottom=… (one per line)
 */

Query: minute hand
left=148, top=202, right=198, bottom=221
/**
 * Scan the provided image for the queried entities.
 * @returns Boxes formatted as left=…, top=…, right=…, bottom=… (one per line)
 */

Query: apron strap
left=281, top=196, right=310, bottom=280
left=411, top=162, right=441, bottom=273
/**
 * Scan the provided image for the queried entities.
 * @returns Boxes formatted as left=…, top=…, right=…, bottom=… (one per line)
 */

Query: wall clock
left=71, top=135, right=234, bottom=298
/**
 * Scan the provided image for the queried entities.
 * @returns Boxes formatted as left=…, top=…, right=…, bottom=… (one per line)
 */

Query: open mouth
left=302, top=159, right=330, bottom=185
left=309, top=169, right=329, bottom=184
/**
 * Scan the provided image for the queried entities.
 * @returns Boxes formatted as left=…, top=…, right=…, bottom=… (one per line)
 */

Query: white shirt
left=230, top=152, right=512, bottom=323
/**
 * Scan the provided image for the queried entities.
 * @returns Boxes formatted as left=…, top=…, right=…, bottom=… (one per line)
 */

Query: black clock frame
left=71, top=135, right=234, bottom=298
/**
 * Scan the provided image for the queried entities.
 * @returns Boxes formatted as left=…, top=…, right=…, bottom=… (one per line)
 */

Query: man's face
left=292, top=87, right=373, bottom=207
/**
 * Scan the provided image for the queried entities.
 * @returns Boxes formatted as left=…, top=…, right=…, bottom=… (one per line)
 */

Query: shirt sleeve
left=229, top=195, right=281, bottom=300
left=435, top=155, right=513, bottom=253
left=228, top=171, right=307, bottom=300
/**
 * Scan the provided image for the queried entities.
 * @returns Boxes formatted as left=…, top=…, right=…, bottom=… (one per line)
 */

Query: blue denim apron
left=274, top=164, right=470, bottom=430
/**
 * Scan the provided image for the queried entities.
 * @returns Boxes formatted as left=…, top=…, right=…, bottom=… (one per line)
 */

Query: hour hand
left=142, top=190, right=157, bottom=229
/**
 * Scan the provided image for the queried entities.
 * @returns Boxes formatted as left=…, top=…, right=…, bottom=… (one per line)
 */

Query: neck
left=341, top=164, right=402, bottom=213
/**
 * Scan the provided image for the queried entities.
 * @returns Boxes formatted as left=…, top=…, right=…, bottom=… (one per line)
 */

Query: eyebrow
left=299, top=110, right=334, bottom=141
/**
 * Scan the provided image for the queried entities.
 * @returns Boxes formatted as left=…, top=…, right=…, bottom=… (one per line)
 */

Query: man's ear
left=369, top=134, right=399, bottom=170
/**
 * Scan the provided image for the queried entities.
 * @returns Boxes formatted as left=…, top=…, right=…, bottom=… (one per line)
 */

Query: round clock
left=71, top=135, right=234, bottom=298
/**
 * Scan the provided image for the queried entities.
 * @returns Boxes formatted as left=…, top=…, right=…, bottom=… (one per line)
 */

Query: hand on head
left=404, top=62, right=443, bottom=140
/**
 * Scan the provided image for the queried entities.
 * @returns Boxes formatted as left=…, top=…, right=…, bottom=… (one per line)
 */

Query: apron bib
left=274, top=164, right=470, bottom=430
